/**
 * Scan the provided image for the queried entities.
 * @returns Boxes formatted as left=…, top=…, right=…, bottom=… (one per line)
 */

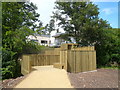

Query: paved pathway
left=15, top=66, right=73, bottom=88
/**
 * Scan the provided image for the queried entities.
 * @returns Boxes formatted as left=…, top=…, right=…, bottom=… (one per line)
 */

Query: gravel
left=2, top=75, right=27, bottom=88
left=67, top=69, right=118, bottom=88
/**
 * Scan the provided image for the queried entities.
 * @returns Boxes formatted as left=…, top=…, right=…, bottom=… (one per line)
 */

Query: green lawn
left=99, top=66, right=120, bottom=70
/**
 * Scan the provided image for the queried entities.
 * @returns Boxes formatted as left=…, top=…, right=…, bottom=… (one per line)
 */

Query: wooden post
left=21, top=55, right=31, bottom=75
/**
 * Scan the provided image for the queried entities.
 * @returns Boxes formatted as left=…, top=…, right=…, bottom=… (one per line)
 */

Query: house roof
left=34, top=33, right=50, bottom=37
left=52, top=32, right=65, bottom=38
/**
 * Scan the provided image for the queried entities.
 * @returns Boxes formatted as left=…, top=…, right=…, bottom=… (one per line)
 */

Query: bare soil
left=68, top=69, right=118, bottom=88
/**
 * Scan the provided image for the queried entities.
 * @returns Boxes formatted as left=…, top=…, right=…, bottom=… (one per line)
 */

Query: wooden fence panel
left=92, top=51, right=96, bottom=70
left=75, top=51, right=82, bottom=72
left=68, top=51, right=74, bottom=72
left=67, top=50, right=96, bottom=73
left=88, top=51, right=93, bottom=71
left=81, top=51, right=86, bottom=72
left=45, top=48, right=61, bottom=55
left=64, top=51, right=68, bottom=70
left=49, top=56, right=52, bottom=65
left=21, top=55, right=31, bottom=75
left=23, top=54, right=60, bottom=67
left=67, top=51, right=70, bottom=72
left=38, top=55, right=41, bottom=66
left=31, top=55, right=60, bottom=66
left=73, top=51, right=76, bottom=73
left=21, top=49, right=96, bottom=75
left=60, top=51, right=67, bottom=70
left=86, top=51, right=89, bottom=71
left=50, top=55, right=53, bottom=65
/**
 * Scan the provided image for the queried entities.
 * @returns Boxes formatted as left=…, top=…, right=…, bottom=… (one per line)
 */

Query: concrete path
left=15, top=66, right=73, bottom=88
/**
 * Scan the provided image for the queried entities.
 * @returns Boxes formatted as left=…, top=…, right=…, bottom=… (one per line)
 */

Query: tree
left=45, top=19, right=55, bottom=35
left=104, top=28, right=120, bottom=65
left=2, top=2, right=43, bottom=79
left=2, top=2, right=43, bottom=53
left=52, top=2, right=118, bottom=66
left=52, top=2, right=111, bottom=45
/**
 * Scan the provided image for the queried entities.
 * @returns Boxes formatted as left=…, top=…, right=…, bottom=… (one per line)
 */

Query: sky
left=30, top=0, right=118, bottom=29
left=95, top=2, right=118, bottom=28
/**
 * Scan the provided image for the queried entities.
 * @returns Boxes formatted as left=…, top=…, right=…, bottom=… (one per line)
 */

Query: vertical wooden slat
left=46, top=55, right=48, bottom=65
left=92, top=51, right=96, bottom=70
left=70, top=51, right=74, bottom=73
left=88, top=51, right=93, bottom=71
left=76, top=51, right=82, bottom=72
left=73, top=51, right=76, bottom=73
left=86, top=51, right=89, bottom=71
left=41, top=55, right=43, bottom=65
left=64, top=51, right=67, bottom=70
left=81, top=51, right=86, bottom=72
left=43, top=55, right=45, bottom=65
left=38, top=55, right=40, bottom=66
left=67, top=51, right=70, bottom=72
left=21, top=55, right=31, bottom=75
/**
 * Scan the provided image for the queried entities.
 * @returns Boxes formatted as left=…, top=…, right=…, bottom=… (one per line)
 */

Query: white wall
left=27, top=35, right=52, bottom=46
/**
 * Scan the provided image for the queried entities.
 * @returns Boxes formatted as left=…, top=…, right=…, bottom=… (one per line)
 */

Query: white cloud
left=30, top=0, right=56, bottom=26
left=102, top=8, right=112, bottom=15
left=102, top=7, right=117, bottom=15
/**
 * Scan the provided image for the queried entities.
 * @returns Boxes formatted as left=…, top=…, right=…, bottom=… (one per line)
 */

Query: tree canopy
left=52, top=2, right=111, bottom=45
left=2, top=2, right=43, bottom=79
left=51, top=2, right=119, bottom=66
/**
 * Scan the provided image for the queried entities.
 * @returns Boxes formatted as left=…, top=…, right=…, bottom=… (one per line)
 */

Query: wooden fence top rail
left=60, top=50, right=95, bottom=52
left=23, top=54, right=60, bottom=56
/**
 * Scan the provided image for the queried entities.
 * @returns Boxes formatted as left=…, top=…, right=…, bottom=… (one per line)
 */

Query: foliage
left=22, top=41, right=43, bottom=54
left=98, top=65, right=120, bottom=70
left=45, top=19, right=55, bottom=35
left=52, top=2, right=111, bottom=45
left=52, top=2, right=119, bottom=66
left=2, top=2, right=43, bottom=79
left=96, top=28, right=120, bottom=67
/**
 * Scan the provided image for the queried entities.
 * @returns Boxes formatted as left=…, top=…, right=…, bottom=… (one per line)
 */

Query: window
left=41, top=40, right=47, bottom=44
left=31, top=39, right=38, bottom=42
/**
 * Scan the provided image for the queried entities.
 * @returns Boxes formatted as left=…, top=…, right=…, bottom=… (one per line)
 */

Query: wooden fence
left=21, top=54, right=60, bottom=75
left=21, top=45, right=96, bottom=75
left=45, top=48, right=61, bottom=55
left=30, top=54, right=60, bottom=66
left=60, top=50, right=67, bottom=70
left=72, top=46, right=95, bottom=51
left=21, top=55, right=32, bottom=75
left=60, top=50, right=96, bottom=73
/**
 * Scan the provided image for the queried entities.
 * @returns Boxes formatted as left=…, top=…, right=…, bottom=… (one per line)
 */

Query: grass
left=98, top=66, right=120, bottom=70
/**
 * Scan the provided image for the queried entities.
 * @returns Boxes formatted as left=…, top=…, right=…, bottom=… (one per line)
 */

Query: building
left=27, top=32, right=76, bottom=47
left=52, top=32, right=76, bottom=47
left=27, top=35, right=51, bottom=46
